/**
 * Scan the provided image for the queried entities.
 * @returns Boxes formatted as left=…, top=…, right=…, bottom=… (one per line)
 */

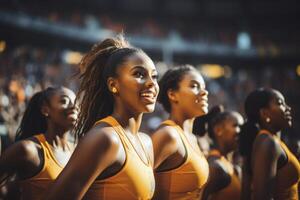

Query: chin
left=196, top=108, right=208, bottom=116
left=144, top=104, right=156, bottom=113
left=202, top=108, right=208, bottom=114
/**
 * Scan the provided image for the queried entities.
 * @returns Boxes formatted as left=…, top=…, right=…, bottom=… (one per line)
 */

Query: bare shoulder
left=43, top=123, right=122, bottom=200
left=0, top=138, right=41, bottom=170
left=77, top=122, right=121, bottom=156
left=253, top=133, right=280, bottom=156
left=12, top=139, right=40, bottom=161
left=151, top=125, right=179, bottom=146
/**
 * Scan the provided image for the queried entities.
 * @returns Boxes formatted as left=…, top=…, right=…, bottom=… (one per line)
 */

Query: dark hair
left=75, top=35, right=144, bottom=138
left=239, top=88, right=274, bottom=174
left=15, top=87, right=60, bottom=141
left=192, top=105, right=224, bottom=137
left=158, top=65, right=195, bottom=113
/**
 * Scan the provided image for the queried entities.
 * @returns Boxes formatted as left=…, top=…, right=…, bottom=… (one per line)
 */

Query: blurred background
left=0, top=0, right=300, bottom=149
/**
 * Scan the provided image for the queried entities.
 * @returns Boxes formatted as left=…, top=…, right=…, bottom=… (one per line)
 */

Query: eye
left=60, top=97, right=70, bottom=105
left=152, top=74, right=158, bottom=80
left=277, top=99, right=285, bottom=106
left=191, top=83, right=199, bottom=89
left=134, top=71, right=145, bottom=79
left=234, top=123, right=240, bottom=128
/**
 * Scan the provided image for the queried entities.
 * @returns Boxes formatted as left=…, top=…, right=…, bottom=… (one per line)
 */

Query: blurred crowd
left=2, top=3, right=299, bottom=49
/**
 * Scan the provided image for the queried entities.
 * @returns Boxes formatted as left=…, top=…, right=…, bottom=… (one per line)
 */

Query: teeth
left=141, top=93, right=154, bottom=98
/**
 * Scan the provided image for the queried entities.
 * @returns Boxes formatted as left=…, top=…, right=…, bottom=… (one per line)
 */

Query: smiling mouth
left=140, top=92, right=156, bottom=103
left=285, top=114, right=292, bottom=120
left=195, top=98, right=208, bottom=106
left=66, top=110, right=78, bottom=120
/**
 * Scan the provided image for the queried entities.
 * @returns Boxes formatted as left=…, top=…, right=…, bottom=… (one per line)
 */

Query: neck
left=44, top=124, right=70, bottom=149
left=112, top=112, right=143, bottom=135
left=216, top=141, right=231, bottom=157
left=260, top=123, right=281, bottom=138
left=169, top=111, right=194, bottom=133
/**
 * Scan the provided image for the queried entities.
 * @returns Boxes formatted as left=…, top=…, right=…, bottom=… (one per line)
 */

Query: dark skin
left=244, top=90, right=292, bottom=200
left=45, top=52, right=159, bottom=200
left=0, top=88, right=77, bottom=195
left=202, top=112, right=244, bottom=200
left=152, top=71, right=208, bottom=173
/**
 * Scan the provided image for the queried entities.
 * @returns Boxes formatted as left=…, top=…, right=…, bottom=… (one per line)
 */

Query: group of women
left=0, top=35, right=299, bottom=200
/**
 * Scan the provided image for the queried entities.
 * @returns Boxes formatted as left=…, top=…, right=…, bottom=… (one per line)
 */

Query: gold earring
left=112, top=87, right=117, bottom=93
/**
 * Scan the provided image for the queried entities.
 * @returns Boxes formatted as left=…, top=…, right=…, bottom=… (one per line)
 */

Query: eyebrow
left=60, top=94, right=73, bottom=100
left=130, top=65, right=158, bottom=74
left=130, top=65, right=145, bottom=71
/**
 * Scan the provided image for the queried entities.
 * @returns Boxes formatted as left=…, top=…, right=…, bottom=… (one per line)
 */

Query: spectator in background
left=239, top=88, right=300, bottom=200
left=0, top=86, right=77, bottom=200
left=192, top=105, right=225, bottom=157
left=201, top=106, right=244, bottom=200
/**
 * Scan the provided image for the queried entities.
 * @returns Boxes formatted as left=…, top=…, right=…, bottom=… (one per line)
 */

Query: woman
left=46, top=36, right=159, bottom=200
left=201, top=107, right=244, bottom=200
left=151, top=65, right=209, bottom=200
left=0, top=86, right=77, bottom=200
left=240, top=88, right=300, bottom=200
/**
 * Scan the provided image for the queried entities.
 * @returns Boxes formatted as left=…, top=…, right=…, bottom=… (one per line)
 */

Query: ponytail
left=193, top=105, right=224, bottom=137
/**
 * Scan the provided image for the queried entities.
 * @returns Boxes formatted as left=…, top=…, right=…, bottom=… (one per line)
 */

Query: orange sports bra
left=207, top=149, right=241, bottom=200
left=83, top=116, right=155, bottom=200
left=258, top=130, right=300, bottom=200
left=155, top=120, right=209, bottom=200
left=19, top=134, right=63, bottom=200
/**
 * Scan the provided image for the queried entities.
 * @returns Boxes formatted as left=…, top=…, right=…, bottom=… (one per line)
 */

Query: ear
left=214, top=124, right=223, bottom=137
left=167, top=89, right=179, bottom=103
left=107, top=77, right=119, bottom=94
left=259, top=108, right=270, bottom=121
left=41, top=104, right=50, bottom=117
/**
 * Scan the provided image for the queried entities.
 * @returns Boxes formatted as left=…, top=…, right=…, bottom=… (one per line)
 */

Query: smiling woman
left=151, top=65, right=209, bottom=200
left=45, top=35, right=159, bottom=200
left=0, top=86, right=77, bottom=200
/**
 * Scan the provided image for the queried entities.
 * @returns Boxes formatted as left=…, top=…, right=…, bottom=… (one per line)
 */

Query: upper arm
left=251, top=135, right=280, bottom=200
left=139, top=132, right=154, bottom=167
left=0, top=140, right=39, bottom=177
left=46, top=127, right=120, bottom=200
left=151, top=126, right=179, bottom=170
left=202, top=158, right=231, bottom=200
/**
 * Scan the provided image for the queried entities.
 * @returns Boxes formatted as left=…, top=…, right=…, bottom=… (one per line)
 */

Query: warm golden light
left=296, top=65, right=300, bottom=77
left=64, top=51, right=83, bottom=64
left=200, top=64, right=225, bottom=79
left=0, top=41, right=6, bottom=53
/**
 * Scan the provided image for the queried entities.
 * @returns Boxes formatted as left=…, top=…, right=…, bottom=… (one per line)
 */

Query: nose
left=67, top=99, right=76, bottom=109
left=199, top=89, right=208, bottom=98
left=145, top=75, right=156, bottom=88
left=285, top=104, right=291, bottom=112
